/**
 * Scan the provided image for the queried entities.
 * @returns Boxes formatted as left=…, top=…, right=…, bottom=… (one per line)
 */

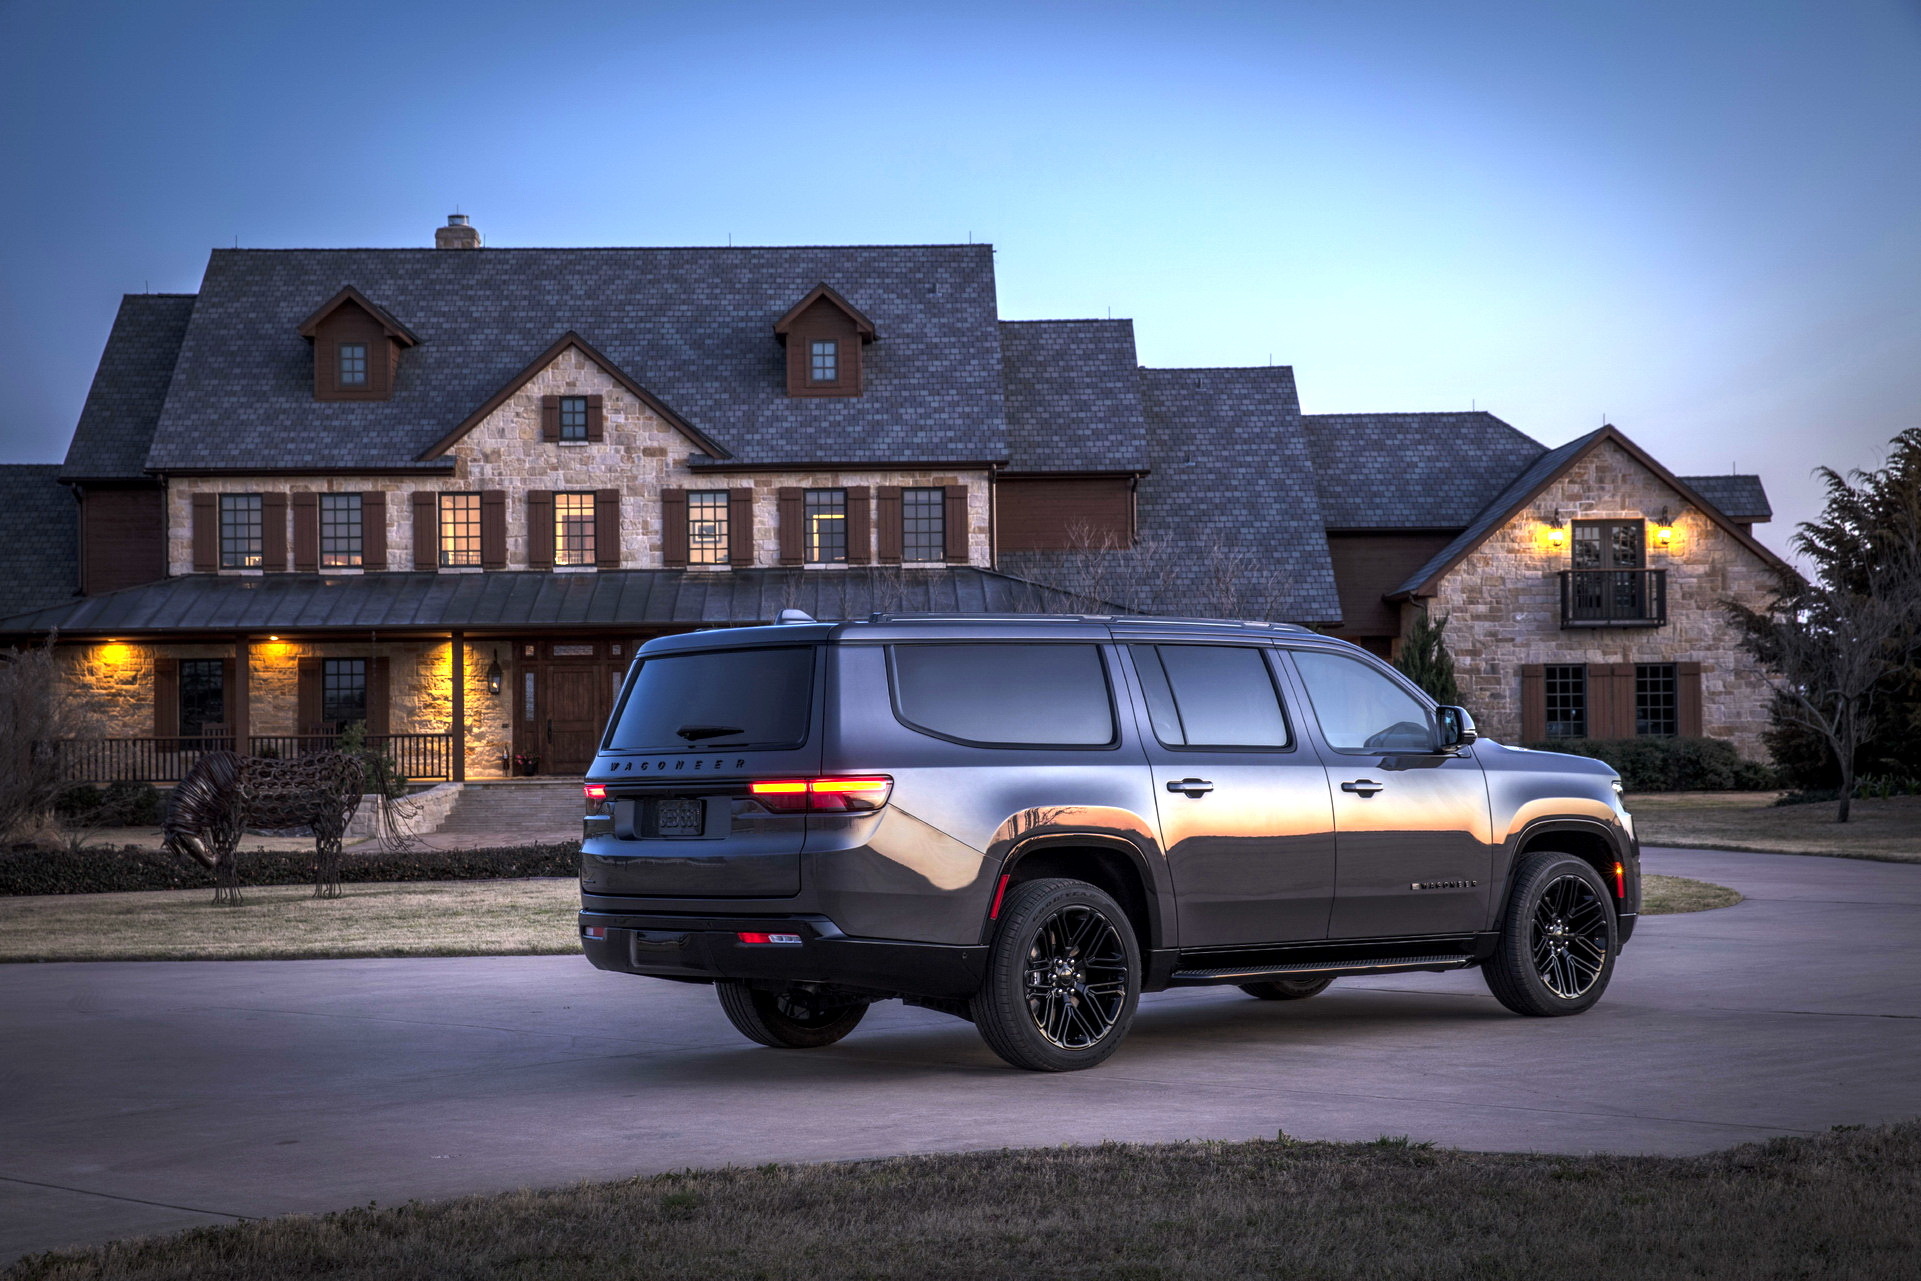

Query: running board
left=1168, top=954, right=1478, bottom=986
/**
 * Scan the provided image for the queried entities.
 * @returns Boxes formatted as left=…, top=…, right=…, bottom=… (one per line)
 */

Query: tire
left=715, top=982, right=867, bottom=1048
left=970, top=878, right=1141, bottom=1072
left=1240, top=976, right=1335, bottom=1001
left=1482, top=851, right=1619, bottom=1017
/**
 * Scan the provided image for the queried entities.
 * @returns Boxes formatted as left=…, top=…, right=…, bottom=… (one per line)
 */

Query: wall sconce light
left=1653, top=507, right=1674, bottom=547
left=1546, top=510, right=1567, bottom=549
left=486, top=649, right=503, bottom=697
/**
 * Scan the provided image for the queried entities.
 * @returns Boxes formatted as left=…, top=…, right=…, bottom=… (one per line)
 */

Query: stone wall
left=1423, top=438, right=1780, bottom=758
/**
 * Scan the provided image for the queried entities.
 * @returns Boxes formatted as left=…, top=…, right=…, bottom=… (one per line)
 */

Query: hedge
left=0, top=842, right=580, bottom=897
left=1520, top=736, right=1777, bottom=793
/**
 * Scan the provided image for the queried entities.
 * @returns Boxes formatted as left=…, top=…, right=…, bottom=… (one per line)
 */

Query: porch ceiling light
left=486, top=650, right=503, bottom=696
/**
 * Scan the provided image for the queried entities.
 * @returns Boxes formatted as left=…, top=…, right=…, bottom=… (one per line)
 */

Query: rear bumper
left=578, top=907, right=987, bottom=1000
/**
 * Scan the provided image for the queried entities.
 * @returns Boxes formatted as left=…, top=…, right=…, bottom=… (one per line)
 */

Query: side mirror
left=1434, top=705, right=1478, bottom=749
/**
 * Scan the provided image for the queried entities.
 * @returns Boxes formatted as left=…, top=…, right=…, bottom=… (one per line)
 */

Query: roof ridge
left=207, top=243, right=994, bottom=253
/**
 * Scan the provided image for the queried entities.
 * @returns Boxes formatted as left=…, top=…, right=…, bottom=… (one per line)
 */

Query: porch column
left=234, top=635, right=251, bottom=752
left=450, top=629, right=466, bottom=782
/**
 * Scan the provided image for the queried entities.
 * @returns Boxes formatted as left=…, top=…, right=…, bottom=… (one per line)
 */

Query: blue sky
left=3, top=0, right=1917, bottom=559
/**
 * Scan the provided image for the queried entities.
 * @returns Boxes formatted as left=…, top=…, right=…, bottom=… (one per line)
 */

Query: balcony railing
left=47, top=733, right=455, bottom=785
left=1559, top=568, right=1667, bottom=628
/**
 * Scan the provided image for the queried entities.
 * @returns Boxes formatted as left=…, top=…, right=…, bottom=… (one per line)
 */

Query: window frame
left=686, top=490, right=729, bottom=566
left=320, top=658, right=369, bottom=729
left=901, top=487, right=946, bottom=564
left=885, top=642, right=1122, bottom=751
left=803, top=488, right=848, bottom=564
left=438, top=492, right=483, bottom=568
left=553, top=491, right=597, bottom=567
left=319, top=492, right=364, bottom=569
left=178, top=658, right=226, bottom=737
left=809, top=339, right=839, bottom=385
left=1544, top=664, right=1588, bottom=739
left=557, top=395, right=590, bottom=442
left=1635, top=662, right=1678, bottom=737
left=336, top=341, right=369, bottom=389
left=1127, top=644, right=1297, bottom=753
left=218, top=494, right=263, bottom=570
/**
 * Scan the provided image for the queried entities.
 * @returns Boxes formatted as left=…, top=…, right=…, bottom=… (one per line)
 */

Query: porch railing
left=47, top=733, right=455, bottom=784
left=1558, top=569, right=1668, bottom=628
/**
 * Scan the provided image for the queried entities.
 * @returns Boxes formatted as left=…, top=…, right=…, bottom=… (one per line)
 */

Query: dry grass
left=8, top=1124, right=1918, bottom=1280
left=1626, top=791, right=1921, bottom=861
left=1641, top=873, right=1743, bottom=914
left=0, top=879, right=578, bottom=962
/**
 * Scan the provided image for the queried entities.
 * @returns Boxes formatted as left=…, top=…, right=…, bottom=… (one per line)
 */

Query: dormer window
left=810, top=341, right=839, bottom=384
left=774, top=284, right=876, bottom=398
left=558, top=396, right=589, bottom=441
left=296, top=286, right=419, bottom=402
left=337, top=343, right=368, bottom=388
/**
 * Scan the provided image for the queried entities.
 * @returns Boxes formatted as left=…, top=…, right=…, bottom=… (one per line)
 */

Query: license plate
left=654, top=798, right=704, bottom=837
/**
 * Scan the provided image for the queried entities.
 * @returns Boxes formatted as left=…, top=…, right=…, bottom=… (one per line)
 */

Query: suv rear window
left=605, top=645, right=814, bottom=752
left=890, top=643, right=1115, bottom=747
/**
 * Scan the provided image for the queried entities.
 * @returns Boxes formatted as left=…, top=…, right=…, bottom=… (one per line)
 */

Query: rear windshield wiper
left=676, top=724, right=746, bottom=742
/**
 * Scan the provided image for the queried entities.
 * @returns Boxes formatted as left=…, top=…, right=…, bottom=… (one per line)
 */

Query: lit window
left=439, top=493, right=481, bottom=567
left=1636, top=663, right=1677, bottom=737
left=688, top=491, right=729, bottom=565
left=810, top=340, right=838, bottom=383
left=219, top=494, right=262, bottom=569
left=322, top=659, right=368, bottom=728
left=559, top=396, right=589, bottom=441
left=555, top=493, right=596, bottom=566
left=1545, top=665, right=1586, bottom=739
left=338, top=342, right=368, bottom=387
left=902, top=488, right=944, bottom=562
left=320, top=493, right=363, bottom=568
left=804, top=489, right=846, bottom=564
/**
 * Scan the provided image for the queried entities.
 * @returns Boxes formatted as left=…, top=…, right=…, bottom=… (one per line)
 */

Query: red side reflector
left=989, top=873, right=1012, bottom=920
left=1612, top=861, right=1626, bottom=898
left=583, top=783, right=608, bottom=802
left=749, top=776, right=892, bottom=813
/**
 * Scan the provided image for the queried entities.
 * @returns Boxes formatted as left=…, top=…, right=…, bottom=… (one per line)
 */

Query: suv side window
left=890, top=643, right=1116, bottom=747
left=1131, top=645, right=1291, bottom=749
left=1291, top=650, right=1433, bottom=753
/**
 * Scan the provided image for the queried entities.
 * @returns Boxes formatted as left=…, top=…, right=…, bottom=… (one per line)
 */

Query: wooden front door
left=513, top=639, right=632, bottom=776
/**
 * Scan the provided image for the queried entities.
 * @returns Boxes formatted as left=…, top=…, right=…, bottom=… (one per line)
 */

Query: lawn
left=7, top=1123, right=1916, bottom=1280
left=1628, top=791, right=1921, bottom=861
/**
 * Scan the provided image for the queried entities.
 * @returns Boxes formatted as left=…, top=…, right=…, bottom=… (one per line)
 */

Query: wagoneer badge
left=1411, top=879, right=1479, bottom=890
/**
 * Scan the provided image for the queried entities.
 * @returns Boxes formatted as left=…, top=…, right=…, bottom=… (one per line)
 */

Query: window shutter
left=259, top=492, right=287, bottom=571
left=844, top=486, right=871, bottom=565
left=943, top=485, right=970, bottom=563
left=361, top=491, right=387, bottom=569
left=661, top=489, right=688, bottom=567
left=541, top=395, right=561, bottom=443
left=728, top=489, right=754, bottom=566
left=191, top=494, right=218, bottom=572
left=877, top=487, right=902, bottom=564
left=367, top=656, right=391, bottom=736
left=153, top=657, right=179, bottom=738
left=777, top=487, right=804, bottom=565
left=1587, top=664, right=1632, bottom=739
left=412, top=492, right=437, bottom=570
left=586, top=394, right=605, bottom=442
left=595, top=488, right=621, bottom=567
left=291, top=492, right=319, bottom=572
left=528, top=491, right=555, bottom=569
left=1677, top=662, right=1704, bottom=737
left=297, top=657, right=324, bottom=733
left=1521, top=664, right=1545, bottom=743
left=481, top=491, right=507, bottom=569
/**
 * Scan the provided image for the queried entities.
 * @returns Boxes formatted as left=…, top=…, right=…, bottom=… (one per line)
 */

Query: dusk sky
left=3, top=0, right=1916, bottom=563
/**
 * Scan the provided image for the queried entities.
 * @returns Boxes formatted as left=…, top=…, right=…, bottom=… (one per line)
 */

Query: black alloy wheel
left=1482, top=851, right=1618, bottom=1017
left=1240, top=976, right=1335, bottom=1001
left=971, top=878, right=1141, bottom=1072
left=1531, top=873, right=1610, bottom=999
left=716, top=981, right=867, bottom=1048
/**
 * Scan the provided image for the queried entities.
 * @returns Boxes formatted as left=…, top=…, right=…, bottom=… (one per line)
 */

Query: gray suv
left=579, top=614, right=1639, bottom=1072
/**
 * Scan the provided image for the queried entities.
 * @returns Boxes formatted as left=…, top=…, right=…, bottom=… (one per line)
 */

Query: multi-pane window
left=219, top=494, right=263, bottom=569
left=319, top=493, right=363, bottom=568
left=688, top=491, right=729, bottom=565
left=555, top=493, right=597, bottom=566
left=1544, top=664, right=1587, bottom=739
left=337, top=342, right=368, bottom=387
left=439, top=493, right=481, bottom=567
left=322, top=658, right=368, bottom=729
left=558, top=396, right=589, bottom=442
left=1636, top=663, right=1678, bottom=737
left=902, top=487, right=945, bottom=562
left=179, top=659, right=225, bottom=738
left=804, top=489, right=846, bottom=563
left=810, top=340, right=838, bottom=383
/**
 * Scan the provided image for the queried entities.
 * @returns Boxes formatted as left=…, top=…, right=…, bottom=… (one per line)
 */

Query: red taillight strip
left=583, top=783, right=608, bottom=801
left=749, top=780, right=808, bottom=794
left=989, top=873, right=1012, bottom=920
left=749, top=776, right=893, bottom=812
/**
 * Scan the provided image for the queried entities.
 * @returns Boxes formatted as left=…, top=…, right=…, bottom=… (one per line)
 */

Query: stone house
left=0, top=215, right=1786, bottom=779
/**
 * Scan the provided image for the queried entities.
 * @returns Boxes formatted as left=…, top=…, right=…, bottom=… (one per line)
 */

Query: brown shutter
left=595, top=488, right=621, bottom=567
left=528, top=491, right=555, bottom=569
left=877, top=486, right=903, bottom=564
left=777, top=487, right=804, bottom=565
left=260, top=492, right=287, bottom=571
left=297, top=657, right=323, bottom=732
left=154, top=657, right=179, bottom=737
left=661, top=489, right=688, bottom=567
left=844, top=486, right=871, bottom=564
left=367, top=656, right=391, bottom=736
left=1677, top=662, right=1704, bottom=737
left=541, top=395, right=561, bottom=442
left=727, top=489, right=754, bottom=566
left=586, top=394, right=605, bottom=442
left=1521, top=664, right=1545, bottom=743
left=481, top=490, right=507, bottom=569
left=361, top=491, right=387, bottom=569
left=412, top=492, right=438, bottom=570
left=1587, top=664, right=1633, bottom=739
left=291, top=492, right=319, bottom=572
left=192, top=493, right=218, bottom=571
left=943, top=485, right=969, bottom=563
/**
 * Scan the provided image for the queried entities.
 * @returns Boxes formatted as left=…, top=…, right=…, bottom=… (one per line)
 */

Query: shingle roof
left=145, top=246, right=1009, bottom=472
left=998, top=320, right=1150, bottom=471
left=1302, top=411, right=1545, bottom=529
left=62, top=294, right=196, bottom=480
left=0, top=466, right=78, bottom=618
left=1679, top=474, right=1771, bottom=522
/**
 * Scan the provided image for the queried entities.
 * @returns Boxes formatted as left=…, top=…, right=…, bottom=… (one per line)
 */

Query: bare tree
left=0, top=640, right=94, bottom=845
left=1000, top=523, right=1295, bottom=622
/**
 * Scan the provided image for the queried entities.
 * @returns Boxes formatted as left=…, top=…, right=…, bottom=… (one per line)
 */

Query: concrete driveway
left=4, top=847, right=1919, bottom=1264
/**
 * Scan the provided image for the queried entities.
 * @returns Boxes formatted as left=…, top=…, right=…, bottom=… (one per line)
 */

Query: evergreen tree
left=1396, top=611, right=1462, bottom=707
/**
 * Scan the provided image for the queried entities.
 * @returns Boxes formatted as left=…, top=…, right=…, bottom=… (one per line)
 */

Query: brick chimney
left=435, top=214, right=481, bottom=250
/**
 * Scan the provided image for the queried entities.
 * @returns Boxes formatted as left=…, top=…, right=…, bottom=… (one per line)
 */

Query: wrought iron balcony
left=1558, top=568, right=1667, bottom=628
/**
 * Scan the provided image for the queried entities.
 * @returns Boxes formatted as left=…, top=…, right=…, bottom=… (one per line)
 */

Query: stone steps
left=425, top=780, right=584, bottom=845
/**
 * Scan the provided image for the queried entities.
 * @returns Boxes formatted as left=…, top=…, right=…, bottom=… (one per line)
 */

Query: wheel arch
left=1502, top=818, right=1631, bottom=920
left=992, top=835, right=1164, bottom=956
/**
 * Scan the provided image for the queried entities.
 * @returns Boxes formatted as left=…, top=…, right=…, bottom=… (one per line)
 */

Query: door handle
left=1166, top=778, right=1214, bottom=797
left=1341, top=779, right=1384, bottom=797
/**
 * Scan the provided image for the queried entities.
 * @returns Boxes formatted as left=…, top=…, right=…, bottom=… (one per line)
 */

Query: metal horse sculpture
left=163, top=750, right=366, bottom=903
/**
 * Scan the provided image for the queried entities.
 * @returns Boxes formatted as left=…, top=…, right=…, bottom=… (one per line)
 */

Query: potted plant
left=511, top=753, right=541, bottom=777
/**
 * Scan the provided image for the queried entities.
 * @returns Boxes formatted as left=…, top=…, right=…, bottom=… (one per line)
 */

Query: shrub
left=0, top=841, right=581, bottom=897
left=1521, top=736, right=1778, bottom=793
left=53, top=781, right=166, bottom=828
left=1394, top=612, right=1461, bottom=707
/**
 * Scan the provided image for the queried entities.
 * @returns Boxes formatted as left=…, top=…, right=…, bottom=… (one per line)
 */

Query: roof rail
left=860, top=611, right=1310, bottom=631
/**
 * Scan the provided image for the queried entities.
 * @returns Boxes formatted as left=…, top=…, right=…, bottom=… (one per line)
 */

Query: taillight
left=583, top=783, right=608, bottom=802
left=737, top=931, right=803, bottom=945
left=748, top=776, right=893, bottom=813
